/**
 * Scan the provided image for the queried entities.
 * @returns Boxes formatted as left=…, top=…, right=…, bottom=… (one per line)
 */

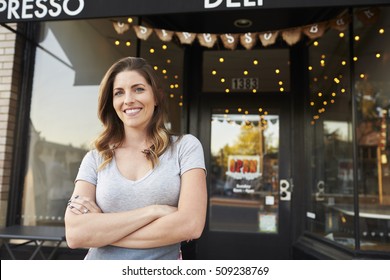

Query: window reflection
left=210, top=111, right=279, bottom=233
left=355, top=7, right=390, bottom=251
left=307, top=6, right=390, bottom=252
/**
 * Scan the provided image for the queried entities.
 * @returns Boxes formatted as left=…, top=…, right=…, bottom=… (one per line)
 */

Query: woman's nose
left=124, top=92, right=135, bottom=104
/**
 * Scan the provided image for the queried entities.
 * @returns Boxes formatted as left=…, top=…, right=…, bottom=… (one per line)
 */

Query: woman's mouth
left=124, top=108, right=142, bottom=116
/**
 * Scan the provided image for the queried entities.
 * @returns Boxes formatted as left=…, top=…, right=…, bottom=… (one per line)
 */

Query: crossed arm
left=64, top=168, right=207, bottom=249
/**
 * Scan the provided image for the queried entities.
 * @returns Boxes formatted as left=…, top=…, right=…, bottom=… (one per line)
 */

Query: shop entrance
left=197, top=93, right=292, bottom=259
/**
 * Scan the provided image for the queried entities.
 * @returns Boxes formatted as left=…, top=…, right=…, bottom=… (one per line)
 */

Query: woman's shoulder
left=83, top=149, right=104, bottom=164
left=172, top=134, right=202, bottom=146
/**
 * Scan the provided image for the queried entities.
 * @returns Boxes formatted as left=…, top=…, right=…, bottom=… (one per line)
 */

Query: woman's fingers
left=67, top=195, right=102, bottom=215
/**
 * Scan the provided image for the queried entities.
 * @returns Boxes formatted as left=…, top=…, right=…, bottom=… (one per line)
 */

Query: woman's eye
left=114, top=91, right=123, bottom=96
left=135, top=87, right=145, bottom=93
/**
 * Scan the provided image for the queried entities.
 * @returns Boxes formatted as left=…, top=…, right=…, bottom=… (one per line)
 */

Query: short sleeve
left=178, top=134, right=206, bottom=176
left=75, top=150, right=100, bottom=186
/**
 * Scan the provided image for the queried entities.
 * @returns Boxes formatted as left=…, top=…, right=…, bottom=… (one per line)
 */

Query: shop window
left=21, top=18, right=183, bottom=226
left=203, top=49, right=290, bottom=93
left=354, top=7, right=390, bottom=251
left=306, top=7, right=390, bottom=253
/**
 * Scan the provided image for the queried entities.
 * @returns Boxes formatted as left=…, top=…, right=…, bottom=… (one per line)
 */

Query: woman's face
left=112, top=70, right=156, bottom=132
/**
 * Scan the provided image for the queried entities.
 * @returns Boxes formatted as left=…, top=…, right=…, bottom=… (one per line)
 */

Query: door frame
left=196, top=92, right=293, bottom=259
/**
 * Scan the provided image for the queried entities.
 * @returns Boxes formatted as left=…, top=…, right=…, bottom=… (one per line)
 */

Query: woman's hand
left=67, top=195, right=103, bottom=215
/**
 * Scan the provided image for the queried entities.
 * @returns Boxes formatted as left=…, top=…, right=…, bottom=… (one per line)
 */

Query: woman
left=64, top=57, right=207, bottom=260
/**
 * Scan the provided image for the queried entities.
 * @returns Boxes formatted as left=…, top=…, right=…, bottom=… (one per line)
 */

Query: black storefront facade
left=0, top=0, right=389, bottom=260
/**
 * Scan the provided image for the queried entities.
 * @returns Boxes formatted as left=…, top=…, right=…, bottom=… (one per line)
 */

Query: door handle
left=280, top=179, right=292, bottom=201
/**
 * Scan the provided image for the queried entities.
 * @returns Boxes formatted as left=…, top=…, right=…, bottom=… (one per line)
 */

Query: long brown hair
left=94, top=57, right=172, bottom=169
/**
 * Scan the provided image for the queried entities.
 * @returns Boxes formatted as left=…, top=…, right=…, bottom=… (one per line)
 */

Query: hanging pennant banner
left=220, top=33, right=240, bottom=50
left=133, top=25, right=153, bottom=40
left=303, top=22, right=327, bottom=39
left=329, top=15, right=350, bottom=31
left=258, top=31, right=279, bottom=47
left=113, top=21, right=130, bottom=34
left=155, top=29, right=174, bottom=42
left=197, top=33, right=218, bottom=48
left=176, top=32, right=197, bottom=44
left=282, top=27, right=302, bottom=46
left=240, top=32, right=257, bottom=50
left=356, top=7, right=380, bottom=25
left=110, top=7, right=381, bottom=50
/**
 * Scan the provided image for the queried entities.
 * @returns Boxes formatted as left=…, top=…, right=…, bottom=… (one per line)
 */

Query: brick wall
left=0, top=23, right=23, bottom=226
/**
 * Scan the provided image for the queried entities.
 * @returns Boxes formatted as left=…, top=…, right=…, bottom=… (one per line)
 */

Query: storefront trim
left=0, top=0, right=389, bottom=23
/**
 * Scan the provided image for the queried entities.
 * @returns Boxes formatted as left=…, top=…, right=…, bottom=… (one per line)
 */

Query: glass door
left=197, top=94, right=292, bottom=259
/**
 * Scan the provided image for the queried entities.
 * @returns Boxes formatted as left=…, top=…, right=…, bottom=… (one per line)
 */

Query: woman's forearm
left=65, top=205, right=176, bottom=249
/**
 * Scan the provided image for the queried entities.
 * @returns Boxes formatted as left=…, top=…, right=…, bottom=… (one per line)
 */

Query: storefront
left=0, top=0, right=389, bottom=259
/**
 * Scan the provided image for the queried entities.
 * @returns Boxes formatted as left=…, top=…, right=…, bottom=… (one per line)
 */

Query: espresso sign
left=0, top=0, right=85, bottom=20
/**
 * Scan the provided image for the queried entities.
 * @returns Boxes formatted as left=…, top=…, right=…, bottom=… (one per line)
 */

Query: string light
left=308, top=66, right=313, bottom=71
left=243, top=70, right=249, bottom=75
left=354, top=35, right=360, bottom=41
left=360, top=73, right=365, bottom=79
left=162, top=44, right=167, bottom=50
left=153, top=66, right=158, bottom=70
left=219, top=57, right=224, bottom=63
left=212, top=70, right=217, bottom=75
left=379, top=28, right=385, bottom=34
left=253, top=59, right=259, bottom=65
left=339, top=32, right=345, bottom=38
left=341, top=60, right=347, bottom=66
left=252, top=89, right=257, bottom=93
left=334, top=78, right=340, bottom=84
left=149, top=48, right=155, bottom=54
left=376, top=53, right=381, bottom=58
left=114, top=40, right=120, bottom=45
left=275, top=69, right=280, bottom=74
left=313, top=41, right=319, bottom=46
left=126, top=41, right=131, bottom=46
left=220, top=78, right=225, bottom=83
left=225, top=89, right=230, bottom=93
left=127, top=18, right=133, bottom=23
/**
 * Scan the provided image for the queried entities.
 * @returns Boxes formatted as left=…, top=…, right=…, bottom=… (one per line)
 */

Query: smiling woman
left=64, top=57, right=207, bottom=260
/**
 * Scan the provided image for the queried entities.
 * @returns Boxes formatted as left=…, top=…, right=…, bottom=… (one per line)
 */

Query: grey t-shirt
left=75, top=134, right=206, bottom=260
